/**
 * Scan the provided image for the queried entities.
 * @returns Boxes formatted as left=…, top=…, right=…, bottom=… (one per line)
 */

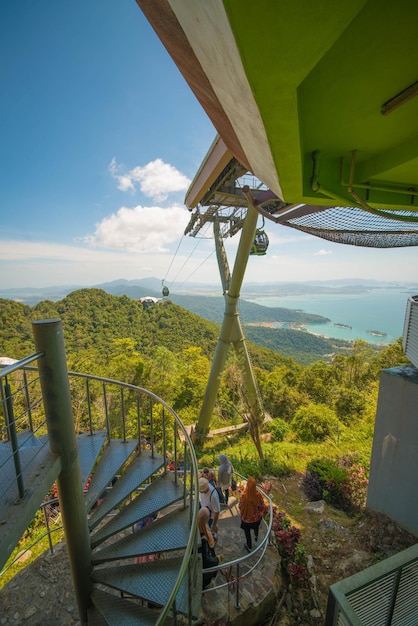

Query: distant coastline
left=246, top=286, right=414, bottom=346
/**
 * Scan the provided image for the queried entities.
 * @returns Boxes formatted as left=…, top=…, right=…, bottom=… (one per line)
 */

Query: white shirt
left=199, top=483, right=220, bottom=516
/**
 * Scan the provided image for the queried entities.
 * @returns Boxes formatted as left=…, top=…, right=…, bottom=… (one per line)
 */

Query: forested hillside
left=0, top=288, right=409, bottom=434
left=1, top=288, right=353, bottom=366
left=1, top=289, right=220, bottom=360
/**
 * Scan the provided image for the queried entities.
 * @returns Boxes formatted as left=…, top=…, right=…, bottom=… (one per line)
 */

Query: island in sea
left=366, top=330, right=387, bottom=337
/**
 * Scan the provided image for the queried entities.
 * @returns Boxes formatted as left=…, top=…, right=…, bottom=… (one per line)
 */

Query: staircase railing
left=200, top=471, right=274, bottom=609
left=0, top=351, right=47, bottom=503
left=1, top=319, right=200, bottom=624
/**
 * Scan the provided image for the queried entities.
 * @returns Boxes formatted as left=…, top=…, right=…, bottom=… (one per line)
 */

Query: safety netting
left=275, top=204, right=418, bottom=248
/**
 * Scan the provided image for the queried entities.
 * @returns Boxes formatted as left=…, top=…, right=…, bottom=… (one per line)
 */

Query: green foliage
left=335, top=387, right=366, bottom=424
left=169, top=294, right=330, bottom=326
left=271, top=511, right=308, bottom=585
left=258, top=366, right=308, bottom=421
left=375, top=337, right=409, bottom=369
left=297, top=360, right=338, bottom=404
left=291, top=403, right=340, bottom=442
left=245, top=326, right=346, bottom=365
left=303, top=455, right=369, bottom=513
left=267, top=418, right=290, bottom=442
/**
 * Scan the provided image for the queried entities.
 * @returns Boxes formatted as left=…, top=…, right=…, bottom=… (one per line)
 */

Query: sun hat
left=199, top=477, right=209, bottom=492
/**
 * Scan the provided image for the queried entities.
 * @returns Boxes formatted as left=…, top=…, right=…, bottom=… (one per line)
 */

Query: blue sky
left=1, top=1, right=417, bottom=291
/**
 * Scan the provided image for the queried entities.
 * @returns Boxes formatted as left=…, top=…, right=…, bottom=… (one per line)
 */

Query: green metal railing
left=200, top=470, right=274, bottom=610
left=1, top=319, right=200, bottom=625
left=325, top=542, right=418, bottom=625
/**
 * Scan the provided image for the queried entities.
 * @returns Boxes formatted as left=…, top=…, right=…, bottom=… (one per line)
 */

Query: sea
left=246, top=287, right=418, bottom=345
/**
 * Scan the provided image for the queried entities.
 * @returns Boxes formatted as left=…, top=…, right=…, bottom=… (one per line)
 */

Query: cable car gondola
left=162, top=285, right=169, bottom=297
left=250, top=229, right=269, bottom=256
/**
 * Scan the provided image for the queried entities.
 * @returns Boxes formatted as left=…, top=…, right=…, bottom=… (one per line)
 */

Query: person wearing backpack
left=217, top=454, right=234, bottom=505
left=199, top=477, right=221, bottom=536
left=198, top=507, right=223, bottom=589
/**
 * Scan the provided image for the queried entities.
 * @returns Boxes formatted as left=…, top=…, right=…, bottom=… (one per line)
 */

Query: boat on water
left=367, top=330, right=387, bottom=337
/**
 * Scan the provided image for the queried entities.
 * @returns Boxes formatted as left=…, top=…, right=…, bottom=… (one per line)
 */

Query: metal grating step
left=92, top=506, right=191, bottom=564
left=77, top=431, right=107, bottom=492
left=0, top=444, right=62, bottom=570
left=91, top=556, right=198, bottom=617
left=84, top=439, right=138, bottom=513
left=0, top=443, right=61, bottom=511
left=89, top=450, right=165, bottom=531
left=90, top=473, right=185, bottom=548
left=89, top=588, right=175, bottom=626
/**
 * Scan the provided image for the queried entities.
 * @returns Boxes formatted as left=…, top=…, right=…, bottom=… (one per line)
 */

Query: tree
left=334, top=387, right=366, bottom=424
left=297, top=360, right=337, bottom=405
left=174, top=347, right=211, bottom=411
left=258, top=366, right=307, bottom=422
left=291, top=403, right=340, bottom=442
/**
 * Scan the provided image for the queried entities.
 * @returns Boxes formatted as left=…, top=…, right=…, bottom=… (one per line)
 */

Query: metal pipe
left=103, top=382, right=110, bottom=441
left=120, top=387, right=126, bottom=441
left=43, top=502, right=54, bottom=554
left=4, top=380, right=24, bottom=499
left=136, top=393, right=141, bottom=451
left=32, top=319, right=92, bottom=625
left=23, top=370, right=33, bottom=431
left=312, top=150, right=418, bottom=222
left=150, top=398, right=154, bottom=456
left=86, top=378, right=93, bottom=435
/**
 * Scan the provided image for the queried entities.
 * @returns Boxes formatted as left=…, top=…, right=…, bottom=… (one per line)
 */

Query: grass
left=0, top=526, right=65, bottom=589
left=1, top=417, right=373, bottom=591
left=196, top=420, right=373, bottom=479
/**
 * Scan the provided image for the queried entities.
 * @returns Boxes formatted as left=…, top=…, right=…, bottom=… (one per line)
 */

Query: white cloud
left=108, top=158, right=191, bottom=201
left=314, top=249, right=333, bottom=256
left=84, top=204, right=188, bottom=252
left=0, top=236, right=221, bottom=289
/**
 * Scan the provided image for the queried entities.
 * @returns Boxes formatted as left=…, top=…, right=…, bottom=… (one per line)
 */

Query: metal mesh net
left=276, top=205, right=418, bottom=248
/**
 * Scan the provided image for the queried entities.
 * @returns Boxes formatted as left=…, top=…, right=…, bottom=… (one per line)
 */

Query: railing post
left=4, top=379, right=25, bottom=499
left=32, top=319, right=92, bottom=625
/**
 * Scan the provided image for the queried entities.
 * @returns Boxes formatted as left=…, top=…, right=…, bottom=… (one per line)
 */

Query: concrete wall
left=367, top=365, right=418, bottom=536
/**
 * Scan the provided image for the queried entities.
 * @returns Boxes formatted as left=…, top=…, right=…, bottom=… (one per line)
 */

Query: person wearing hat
left=199, top=476, right=220, bottom=535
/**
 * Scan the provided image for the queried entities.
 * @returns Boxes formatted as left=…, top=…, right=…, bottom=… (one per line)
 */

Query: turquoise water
left=246, top=288, right=417, bottom=345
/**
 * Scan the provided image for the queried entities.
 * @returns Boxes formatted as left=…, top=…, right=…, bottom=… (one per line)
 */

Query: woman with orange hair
left=238, top=477, right=267, bottom=552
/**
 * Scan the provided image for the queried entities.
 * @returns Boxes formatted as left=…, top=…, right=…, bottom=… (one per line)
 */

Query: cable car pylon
left=194, top=201, right=265, bottom=447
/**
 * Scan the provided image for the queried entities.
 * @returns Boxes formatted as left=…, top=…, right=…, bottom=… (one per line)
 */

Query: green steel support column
left=32, top=319, right=92, bottom=625
left=215, top=219, right=263, bottom=420
left=195, top=204, right=260, bottom=439
left=232, top=328, right=264, bottom=420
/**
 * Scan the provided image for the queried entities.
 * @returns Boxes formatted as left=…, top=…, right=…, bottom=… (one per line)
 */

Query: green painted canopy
left=137, top=0, right=418, bottom=245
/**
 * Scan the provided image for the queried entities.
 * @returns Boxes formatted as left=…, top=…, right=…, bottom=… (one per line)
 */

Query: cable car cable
left=174, top=249, right=215, bottom=291
left=170, top=222, right=212, bottom=285
left=162, top=234, right=184, bottom=284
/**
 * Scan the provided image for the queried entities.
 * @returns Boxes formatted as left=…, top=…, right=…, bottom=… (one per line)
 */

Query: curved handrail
left=61, top=371, right=201, bottom=625
left=201, top=471, right=274, bottom=604
left=1, top=364, right=200, bottom=624
left=1, top=361, right=274, bottom=621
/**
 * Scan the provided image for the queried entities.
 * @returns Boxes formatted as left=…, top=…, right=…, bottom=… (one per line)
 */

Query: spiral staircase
left=0, top=319, right=201, bottom=625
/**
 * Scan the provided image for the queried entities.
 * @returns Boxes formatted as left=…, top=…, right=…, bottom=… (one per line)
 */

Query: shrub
left=268, top=418, right=290, bottom=442
left=291, top=403, right=339, bottom=442
left=303, top=455, right=369, bottom=513
left=271, top=510, right=308, bottom=585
